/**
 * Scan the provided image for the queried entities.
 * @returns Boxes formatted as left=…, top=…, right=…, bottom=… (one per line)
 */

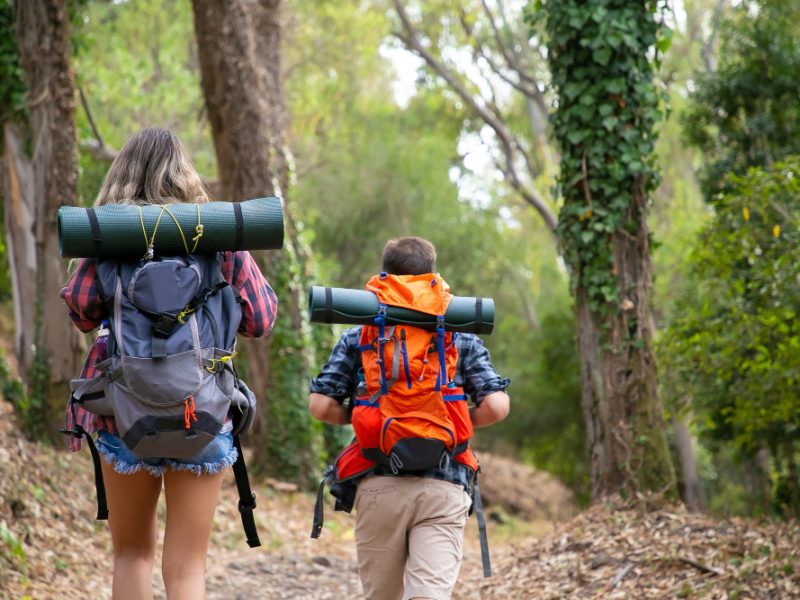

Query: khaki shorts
left=354, top=475, right=471, bottom=600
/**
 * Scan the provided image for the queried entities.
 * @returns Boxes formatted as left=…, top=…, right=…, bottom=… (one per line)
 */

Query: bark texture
left=576, top=186, right=675, bottom=500
left=192, top=0, right=316, bottom=481
left=8, top=0, right=82, bottom=436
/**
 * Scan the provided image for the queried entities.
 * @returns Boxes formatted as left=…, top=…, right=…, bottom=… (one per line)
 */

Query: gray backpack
left=65, top=253, right=261, bottom=547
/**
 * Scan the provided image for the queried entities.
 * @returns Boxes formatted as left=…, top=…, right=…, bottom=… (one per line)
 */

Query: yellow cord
left=176, top=305, right=196, bottom=324
left=139, top=206, right=168, bottom=259
left=139, top=203, right=205, bottom=258
left=206, top=351, right=238, bottom=373
left=191, top=204, right=204, bottom=252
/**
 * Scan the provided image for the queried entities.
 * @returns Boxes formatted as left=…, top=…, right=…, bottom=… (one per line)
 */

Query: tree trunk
left=673, top=411, right=704, bottom=512
left=575, top=186, right=675, bottom=500
left=546, top=0, right=676, bottom=503
left=9, top=0, right=82, bottom=439
left=192, top=0, right=318, bottom=484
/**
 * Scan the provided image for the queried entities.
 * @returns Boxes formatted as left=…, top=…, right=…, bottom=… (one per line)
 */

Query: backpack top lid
left=365, top=272, right=452, bottom=316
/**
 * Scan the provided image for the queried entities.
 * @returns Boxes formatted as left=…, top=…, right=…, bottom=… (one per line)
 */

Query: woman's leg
left=161, top=469, right=225, bottom=600
left=101, top=462, right=162, bottom=600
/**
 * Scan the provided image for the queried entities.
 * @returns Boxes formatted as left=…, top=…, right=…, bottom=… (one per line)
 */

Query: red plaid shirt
left=61, top=251, right=278, bottom=451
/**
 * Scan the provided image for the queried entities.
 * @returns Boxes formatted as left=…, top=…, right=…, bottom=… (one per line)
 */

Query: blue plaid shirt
left=310, top=327, right=510, bottom=492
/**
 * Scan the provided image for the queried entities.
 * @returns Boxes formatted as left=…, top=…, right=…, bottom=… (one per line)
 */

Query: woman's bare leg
left=101, top=462, right=162, bottom=600
left=161, top=469, right=224, bottom=600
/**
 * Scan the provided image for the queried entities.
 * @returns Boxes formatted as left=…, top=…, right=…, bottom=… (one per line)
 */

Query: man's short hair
left=382, top=237, right=437, bottom=275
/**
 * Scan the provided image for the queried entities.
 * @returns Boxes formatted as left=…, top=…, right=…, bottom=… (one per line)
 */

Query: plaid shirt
left=61, top=251, right=278, bottom=451
left=310, top=327, right=510, bottom=492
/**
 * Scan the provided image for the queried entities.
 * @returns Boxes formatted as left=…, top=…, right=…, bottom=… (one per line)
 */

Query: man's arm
left=469, top=391, right=510, bottom=427
left=308, top=392, right=350, bottom=425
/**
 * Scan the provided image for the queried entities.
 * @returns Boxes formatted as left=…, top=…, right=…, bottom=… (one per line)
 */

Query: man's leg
left=354, top=476, right=412, bottom=600
left=404, top=480, right=470, bottom=600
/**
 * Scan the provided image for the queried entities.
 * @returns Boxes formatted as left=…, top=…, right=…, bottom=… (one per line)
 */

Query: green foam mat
left=58, top=197, right=284, bottom=258
left=308, top=285, right=494, bottom=334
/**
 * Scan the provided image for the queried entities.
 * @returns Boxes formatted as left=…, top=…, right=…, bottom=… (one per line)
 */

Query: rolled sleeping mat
left=308, top=285, right=494, bottom=334
left=58, top=196, right=284, bottom=258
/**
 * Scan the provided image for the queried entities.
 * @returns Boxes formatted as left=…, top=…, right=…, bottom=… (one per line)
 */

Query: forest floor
left=1, top=394, right=799, bottom=599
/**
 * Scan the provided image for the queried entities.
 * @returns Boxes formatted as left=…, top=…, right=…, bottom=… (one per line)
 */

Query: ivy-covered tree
left=539, top=0, right=676, bottom=500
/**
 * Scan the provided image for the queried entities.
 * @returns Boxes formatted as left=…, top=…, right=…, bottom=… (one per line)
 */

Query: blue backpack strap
left=400, top=329, right=412, bottom=390
left=435, top=315, right=446, bottom=391
left=375, top=304, right=389, bottom=394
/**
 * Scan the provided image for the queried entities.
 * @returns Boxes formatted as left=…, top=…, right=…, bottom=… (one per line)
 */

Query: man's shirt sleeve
left=457, top=333, right=511, bottom=404
left=309, top=327, right=362, bottom=403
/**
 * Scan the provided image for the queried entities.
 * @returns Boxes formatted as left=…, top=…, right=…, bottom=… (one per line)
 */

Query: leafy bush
left=659, top=157, right=800, bottom=514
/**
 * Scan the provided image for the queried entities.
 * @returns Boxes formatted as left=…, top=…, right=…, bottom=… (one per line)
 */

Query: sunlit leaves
left=659, top=158, right=800, bottom=459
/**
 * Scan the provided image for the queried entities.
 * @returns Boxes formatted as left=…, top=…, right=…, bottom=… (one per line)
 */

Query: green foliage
left=0, top=348, right=24, bottom=408
left=489, top=304, right=589, bottom=504
left=258, top=245, right=321, bottom=487
left=0, top=520, right=25, bottom=564
left=659, top=158, right=800, bottom=511
left=536, top=0, right=669, bottom=322
left=0, top=0, right=25, bottom=125
left=71, top=0, right=214, bottom=175
left=289, top=0, right=583, bottom=489
left=682, top=0, right=800, bottom=198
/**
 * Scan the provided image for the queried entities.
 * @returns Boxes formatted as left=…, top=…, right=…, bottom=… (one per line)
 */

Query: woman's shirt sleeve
left=223, top=251, right=278, bottom=338
left=60, top=258, right=105, bottom=333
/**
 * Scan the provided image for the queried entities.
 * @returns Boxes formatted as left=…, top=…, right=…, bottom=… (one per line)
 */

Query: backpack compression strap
left=231, top=434, right=261, bottom=548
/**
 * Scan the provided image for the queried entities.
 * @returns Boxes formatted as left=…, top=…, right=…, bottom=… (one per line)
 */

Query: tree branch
left=701, top=0, right=727, bottom=73
left=393, top=0, right=557, bottom=232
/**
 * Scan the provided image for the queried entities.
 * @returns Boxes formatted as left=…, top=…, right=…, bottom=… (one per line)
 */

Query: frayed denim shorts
left=96, top=428, right=238, bottom=477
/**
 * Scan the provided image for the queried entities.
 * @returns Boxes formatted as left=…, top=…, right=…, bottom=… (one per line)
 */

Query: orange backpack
left=324, top=272, right=478, bottom=489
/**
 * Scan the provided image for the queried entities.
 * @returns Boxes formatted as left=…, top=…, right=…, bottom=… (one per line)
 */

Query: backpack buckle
left=152, top=314, right=179, bottom=338
left=239, top=493, right=257, bottom=512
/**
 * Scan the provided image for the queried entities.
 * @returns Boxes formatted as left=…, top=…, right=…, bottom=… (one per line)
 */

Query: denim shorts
left=96, top=428, right=238, bottom=477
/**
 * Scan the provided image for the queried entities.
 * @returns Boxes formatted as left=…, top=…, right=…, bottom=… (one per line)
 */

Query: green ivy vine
left=534, top=0, right=671, bottom=325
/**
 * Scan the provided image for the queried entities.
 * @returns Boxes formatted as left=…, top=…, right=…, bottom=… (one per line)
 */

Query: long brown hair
left=95, top=127, right=208, bottom=206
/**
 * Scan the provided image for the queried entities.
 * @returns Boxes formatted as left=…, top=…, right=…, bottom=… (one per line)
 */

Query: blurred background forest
left=0, top=0, right=797, bottom=519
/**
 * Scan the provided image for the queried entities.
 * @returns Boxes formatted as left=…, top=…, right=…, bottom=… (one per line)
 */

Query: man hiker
left=308, top=236, right=510, bottom=600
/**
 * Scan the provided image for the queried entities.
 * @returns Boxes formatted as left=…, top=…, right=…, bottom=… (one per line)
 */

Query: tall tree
left=191, top=0, right=318, bottom=483
left=1, top=0, right=82, bottom=438
left=542, top=0, right=676, bottom=500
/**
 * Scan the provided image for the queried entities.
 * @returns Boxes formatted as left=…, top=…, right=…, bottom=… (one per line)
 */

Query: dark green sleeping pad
left=308, top=285, right=494, bottom=334
left=58, top=197, right=284, bottom=258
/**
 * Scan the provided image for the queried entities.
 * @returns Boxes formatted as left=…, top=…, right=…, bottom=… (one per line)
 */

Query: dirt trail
left=3, top=396, right=798, bottom=599
left=0, top=398, right=554, bottom=600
